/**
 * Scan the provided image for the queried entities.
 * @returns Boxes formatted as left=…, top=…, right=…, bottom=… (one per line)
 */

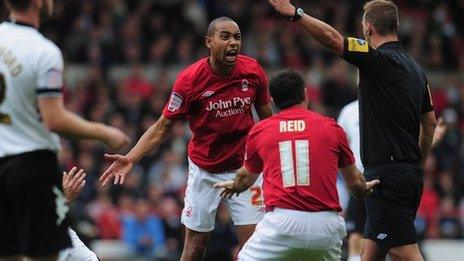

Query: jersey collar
left=8, top=19, right=36, bottom=29
left=280, top=105, right=307, bottom=113
left=377, top=41, right=402, bottom=50
left=205, top=57, right=238, bottom=80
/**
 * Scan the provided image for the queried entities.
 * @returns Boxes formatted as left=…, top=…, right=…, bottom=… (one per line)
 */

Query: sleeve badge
left=167, top=92, right=183, bottom=112
left=347, top=37, right=369, bottom=53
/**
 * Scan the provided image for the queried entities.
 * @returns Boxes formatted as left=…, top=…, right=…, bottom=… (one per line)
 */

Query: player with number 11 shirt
left=215, top=70, right=379, bottom=260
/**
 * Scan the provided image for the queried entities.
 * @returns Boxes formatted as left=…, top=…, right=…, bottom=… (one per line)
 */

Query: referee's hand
left=365, top=179, right=380, bottom=195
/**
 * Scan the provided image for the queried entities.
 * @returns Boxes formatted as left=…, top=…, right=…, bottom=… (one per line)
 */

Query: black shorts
left=0, top=150, right=71, bottom=256
left=363, top=161, right=423, bottom=249
left=345, top=196, right=366, bottom=235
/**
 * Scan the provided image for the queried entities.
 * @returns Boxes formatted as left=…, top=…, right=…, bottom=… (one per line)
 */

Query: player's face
left=206, top=21, right=242, bottom=66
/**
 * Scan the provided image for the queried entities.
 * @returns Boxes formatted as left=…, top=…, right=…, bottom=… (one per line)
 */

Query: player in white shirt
left=337, top=100, right=364, bottom=261
left=0, top=1, right=129, bottom=260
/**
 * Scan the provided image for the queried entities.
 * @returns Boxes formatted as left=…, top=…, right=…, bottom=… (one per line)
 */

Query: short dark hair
left=207, top=16, right=235, bottom=36
left=4, top=0, right=32, bottom=11
left=269, top=69, right=306, bottom=110
left=363, top=0, right=399, bottom=36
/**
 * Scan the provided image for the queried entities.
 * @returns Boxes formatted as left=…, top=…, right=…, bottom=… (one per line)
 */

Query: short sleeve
left=336, top=124, right=355, bottom=168
left=162, top=75, right=190, bottom=120
left=244, top=127, right=263, bottom=174
left=36, top=44, right=64, bottom=98
left=421, top=81, right=434, bottom=114
left=254, top=63, right=271, bottom=105
left=342, top=37, right=381, bottom=69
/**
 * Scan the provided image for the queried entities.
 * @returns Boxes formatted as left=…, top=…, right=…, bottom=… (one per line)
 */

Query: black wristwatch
left=283, top=7, right=304, bottom=22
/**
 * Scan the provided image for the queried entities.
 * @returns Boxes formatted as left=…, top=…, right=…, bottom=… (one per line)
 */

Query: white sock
left=348, top=255, right=361, bottom=261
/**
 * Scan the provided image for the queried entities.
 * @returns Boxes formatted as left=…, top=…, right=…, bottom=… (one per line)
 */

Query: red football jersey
left=163, top=55, right=270, bottom=173
left=244, top=106, right=355, bottom=212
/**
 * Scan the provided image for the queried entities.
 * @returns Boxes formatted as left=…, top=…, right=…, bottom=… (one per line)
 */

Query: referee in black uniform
left=267, top=0, right=437, bottom=260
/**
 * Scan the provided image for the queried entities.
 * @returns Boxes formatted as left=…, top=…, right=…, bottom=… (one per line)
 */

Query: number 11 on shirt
left=279, top=140, right=310, bottom=187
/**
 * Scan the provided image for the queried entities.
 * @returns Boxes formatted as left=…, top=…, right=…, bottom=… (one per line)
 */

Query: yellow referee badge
left=348, top=37, right=369, bottom=53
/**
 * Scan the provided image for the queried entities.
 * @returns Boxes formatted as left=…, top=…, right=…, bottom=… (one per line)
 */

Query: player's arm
left=254, top=60, right=273, bottom=120
left=125, top=115, right=175, bottom=164
left=419, top=111, right=437, bottom=166
left=336, top=124, right=378, bottom=197
left=37, top=46, right=130, bottom=150
left=101, top=71, right=189, bottom=186
left=214, top=166, right=260, bottom=199
left=39, top=97, right=129, bottom=150
left=431, top=117, right=446, bottom=148
left=340, top=164, right=379, bottom=198
left=100, top=116, right=176, bottom=186
left=267, top=0, right=344, bottom=56
left=255, top=103, right=273, bottom=120
left=419, top=81, right=437, bottom=165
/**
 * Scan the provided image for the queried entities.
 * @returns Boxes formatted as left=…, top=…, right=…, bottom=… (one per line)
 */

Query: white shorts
left=58, top=228, right=99, bottom=261
left=181, top=158, right=264, bottom=232
left=238, top=208, right=346, bottom=261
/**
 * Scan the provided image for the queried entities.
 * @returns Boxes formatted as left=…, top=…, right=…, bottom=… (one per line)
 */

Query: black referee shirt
left=342, top=38, right=434, bottom=167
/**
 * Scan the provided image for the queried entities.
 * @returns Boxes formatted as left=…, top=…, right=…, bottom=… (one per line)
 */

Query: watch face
left=297, top=8, right=304, bottom=17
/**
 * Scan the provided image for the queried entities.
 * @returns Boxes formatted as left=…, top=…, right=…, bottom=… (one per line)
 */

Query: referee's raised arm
left=268, top=0, right=436, bottom=260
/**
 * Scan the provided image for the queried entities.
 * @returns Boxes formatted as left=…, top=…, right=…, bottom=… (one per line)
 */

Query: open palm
left=99, top=154, right=133, bottom=186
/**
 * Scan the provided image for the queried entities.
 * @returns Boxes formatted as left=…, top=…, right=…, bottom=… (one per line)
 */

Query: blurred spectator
left=87, top=187, right=122, bottom=240
left=438, top=197, right=462, bottom=239
left=122, top=198, right=166, bottom=258
left=160, top=197, right=183, bottom=260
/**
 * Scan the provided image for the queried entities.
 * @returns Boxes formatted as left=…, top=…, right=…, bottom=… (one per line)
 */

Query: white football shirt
left=337, top=100, right=363, bottom=172
left=0, top=21, right=63, bottom=157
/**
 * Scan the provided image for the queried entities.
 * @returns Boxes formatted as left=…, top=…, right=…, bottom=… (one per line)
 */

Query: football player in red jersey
left=100, top=17, right=273, bottom=260
left=215, top=70, right=379, bottom=260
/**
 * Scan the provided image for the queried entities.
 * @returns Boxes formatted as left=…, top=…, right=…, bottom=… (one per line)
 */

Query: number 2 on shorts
left=250, top=187, right=262, bottom=206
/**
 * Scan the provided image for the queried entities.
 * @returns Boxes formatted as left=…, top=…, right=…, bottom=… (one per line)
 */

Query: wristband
left=283, top=7, right=304, bottom=22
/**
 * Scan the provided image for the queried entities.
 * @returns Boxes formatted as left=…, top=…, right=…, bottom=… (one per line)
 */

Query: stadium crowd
left=1, top=0, right=463, bottom=259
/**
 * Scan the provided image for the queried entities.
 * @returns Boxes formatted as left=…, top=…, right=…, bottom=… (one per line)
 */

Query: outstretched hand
left=213, top=180, right=239, bottom=199
left=99, top=154, right=133, bottom=187
left=267, top=0, right=296, bottom=17
left=63, top=167, right=86, bottom=203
